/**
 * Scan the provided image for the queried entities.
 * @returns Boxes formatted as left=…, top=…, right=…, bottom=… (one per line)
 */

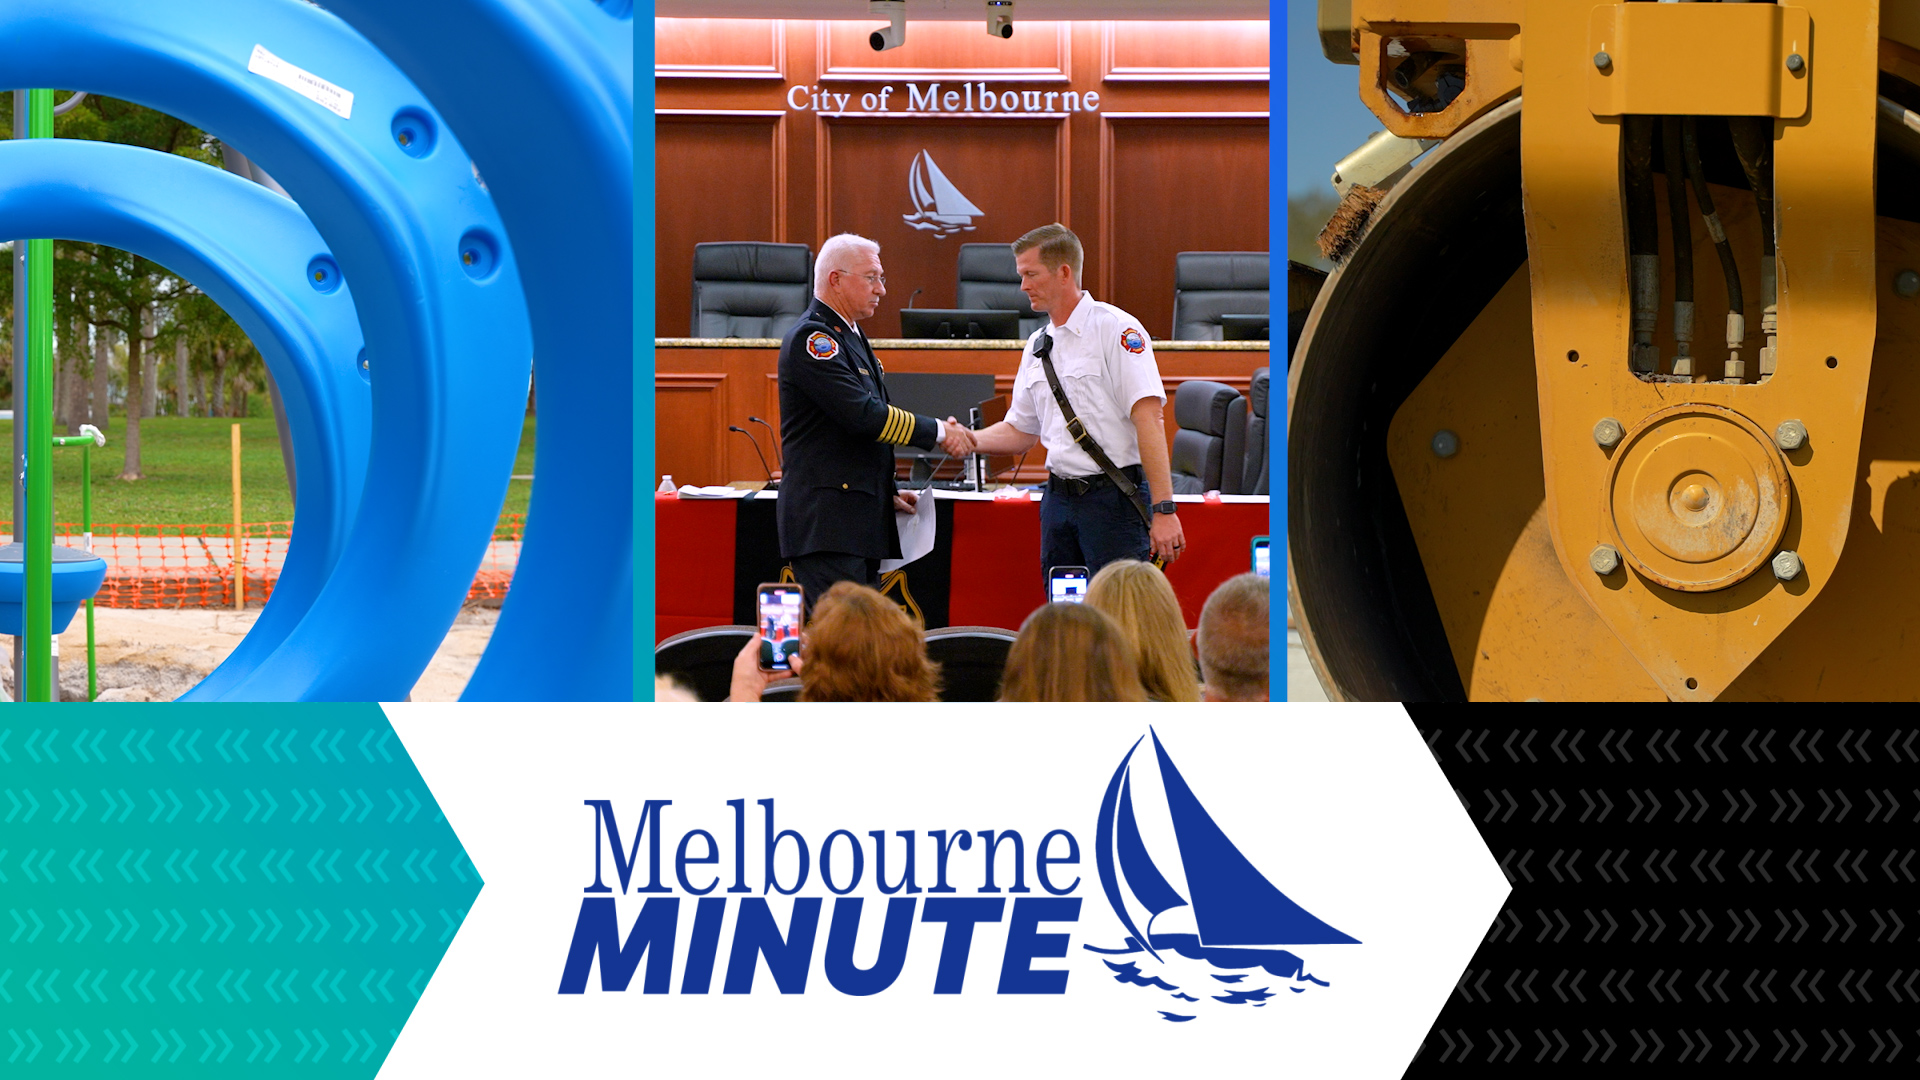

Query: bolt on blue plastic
left=0, top=0, right=537, bottom=698
left=322, top=0, right=636, bottom=700
left=0, top=137, right=370, bottom=686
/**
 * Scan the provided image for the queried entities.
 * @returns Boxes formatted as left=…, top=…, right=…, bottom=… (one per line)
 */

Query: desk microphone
left=905, top=288, right=922, bottom=309
left=728, top=425, right=777, bottom=487
left=746, top=415, right=783, bottom=469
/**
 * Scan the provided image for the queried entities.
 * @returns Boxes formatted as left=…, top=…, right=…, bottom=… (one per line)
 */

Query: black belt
left=1048, top=463, right=1143, bottom=497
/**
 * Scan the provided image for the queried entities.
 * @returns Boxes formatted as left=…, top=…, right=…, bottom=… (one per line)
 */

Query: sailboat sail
left=1150, top=731, right=1360, bottom=947
left=921, top=152, right=984, bottom=216
left=1118, top=774, right=1188, bottom=918
left=903, top=150, right=982, bottom=236
left=1094, top=737, right=1163, bottom=960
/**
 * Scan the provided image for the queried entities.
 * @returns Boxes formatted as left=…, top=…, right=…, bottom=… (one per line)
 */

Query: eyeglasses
left=839, top=270, right=886, bottom=287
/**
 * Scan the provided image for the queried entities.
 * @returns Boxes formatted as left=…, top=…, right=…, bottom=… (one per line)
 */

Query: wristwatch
left=1150, top=500, right=1177, bottom=516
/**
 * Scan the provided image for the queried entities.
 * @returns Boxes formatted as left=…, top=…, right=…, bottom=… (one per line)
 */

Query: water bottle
left=656, top=474, right=677, bottom=496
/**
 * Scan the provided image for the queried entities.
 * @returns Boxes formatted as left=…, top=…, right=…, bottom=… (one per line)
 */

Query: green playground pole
left=83, top=439, right=92, bottom=701
left=22, top=88, right=53, bottom=702
left=55, top=427, right=104, bottom=700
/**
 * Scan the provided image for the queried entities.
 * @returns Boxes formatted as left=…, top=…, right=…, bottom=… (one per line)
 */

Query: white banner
left=381, top=704, right=1507, bottom=1077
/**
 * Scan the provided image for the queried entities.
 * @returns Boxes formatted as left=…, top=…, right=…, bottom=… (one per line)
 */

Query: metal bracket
left=1588, top=4, right=1810, bottom=120
left=1523, top=0, right=1881, bottom=700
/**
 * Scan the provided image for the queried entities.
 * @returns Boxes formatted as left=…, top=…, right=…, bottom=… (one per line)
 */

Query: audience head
left=1197, top=573, right=1269, bottom=702
left=1087, top=560, right=1200, bottom=702
left=655, top=674, right=700, bottom=702
left=999, top=601, right=1147, bottom=702
left=799, top=581, right=940, bottom=702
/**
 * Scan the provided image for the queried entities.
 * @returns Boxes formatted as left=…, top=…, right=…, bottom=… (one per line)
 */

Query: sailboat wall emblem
left=1089, top=729, right=1359, bottom=1022
left=903, top=149, right=983, bottom=237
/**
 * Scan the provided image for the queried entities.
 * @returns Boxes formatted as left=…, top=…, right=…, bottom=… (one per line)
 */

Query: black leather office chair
left=955, top=243, right=1043, bottom=338
left=1171, top=252, right=1271, bottom=341
left=1169, top=380, right=1245, bottom=494
left=655, top=624, right=756, bottom=702
left=1243, top=366, right=1269, bottom=496
left=924, top=625, right=1018, bottom=701
left=691, top=242, right=812, bottom=339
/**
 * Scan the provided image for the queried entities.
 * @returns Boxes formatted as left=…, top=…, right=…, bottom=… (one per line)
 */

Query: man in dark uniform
left=778, top=233, right=975, bottom=606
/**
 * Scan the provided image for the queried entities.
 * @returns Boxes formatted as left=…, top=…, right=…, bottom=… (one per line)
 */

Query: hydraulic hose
left=1660, top=116, right=1695, bottom=376
left=1728, top=114, right=1777, bottom=376
left=1682, top=116, right=1746, bottom=380
left=1623, top=114, right=1660, bottom=373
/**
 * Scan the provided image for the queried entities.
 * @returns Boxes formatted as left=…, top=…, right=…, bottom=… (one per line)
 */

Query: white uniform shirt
left=1004, top=293, right=1165, bottom=477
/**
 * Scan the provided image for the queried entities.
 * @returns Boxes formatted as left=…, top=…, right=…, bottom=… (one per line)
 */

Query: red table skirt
left=656, top=494, right=1268, bottom=641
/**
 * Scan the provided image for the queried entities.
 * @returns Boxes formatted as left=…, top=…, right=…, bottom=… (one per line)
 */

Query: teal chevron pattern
left=0, top=706, right=481, bottom=1076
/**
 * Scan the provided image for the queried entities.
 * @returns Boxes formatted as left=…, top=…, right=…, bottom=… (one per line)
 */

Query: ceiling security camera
left=870, top=0, right=905, bottom=51
left=987, top=0, right=1012, bottom=39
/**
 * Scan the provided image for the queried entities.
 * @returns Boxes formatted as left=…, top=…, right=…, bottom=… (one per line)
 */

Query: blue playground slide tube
left=322, top=0, right=636, bottom=700
left=0, top=138, right=370, bottom=686
left=0, top=0, right=534, bottom=698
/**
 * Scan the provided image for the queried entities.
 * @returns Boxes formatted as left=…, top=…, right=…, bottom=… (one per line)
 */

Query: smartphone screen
left=1252, top=536, right=1271, bottom=578
left=1049, top=566, right=1089, bottom=603
left=757, top=584, right=804, bottom=671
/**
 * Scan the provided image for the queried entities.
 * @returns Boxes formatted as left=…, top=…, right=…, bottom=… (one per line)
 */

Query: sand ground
left=2, top=605, right=498, bottom=702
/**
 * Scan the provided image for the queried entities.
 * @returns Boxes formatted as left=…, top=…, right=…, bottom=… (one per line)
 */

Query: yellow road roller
left=1292, top=1, right=1920, bottom=700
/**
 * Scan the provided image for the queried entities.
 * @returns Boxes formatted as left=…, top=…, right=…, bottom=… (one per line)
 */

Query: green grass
left=0, top=415, right=536, bottom=526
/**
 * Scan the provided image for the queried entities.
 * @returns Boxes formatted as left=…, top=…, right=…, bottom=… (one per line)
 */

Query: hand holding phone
left=756, top=583, right=805, bottom=671
left=1049, top=565, right=1089, bottom=603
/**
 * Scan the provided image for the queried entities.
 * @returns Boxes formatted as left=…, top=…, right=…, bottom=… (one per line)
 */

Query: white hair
left=815, top=233, right=880, bottom=292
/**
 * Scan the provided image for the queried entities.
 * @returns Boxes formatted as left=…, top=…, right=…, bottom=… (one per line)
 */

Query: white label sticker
left=247, top=44, right=354, bottom=120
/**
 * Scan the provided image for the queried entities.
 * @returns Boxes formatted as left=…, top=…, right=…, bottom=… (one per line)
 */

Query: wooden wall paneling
left=656, top=373, right=731, bottom=488
left=819, top=115, right=1065, bottom=337
left=655, top=18, right=785, bottom=79
left=656, top=112, right=785, bottom=336
left=1101, top=21, right=1271, bottom=82
left=1098, top=114, right=1270, bottom=339
left=819, top=20, right=1071, bottom=82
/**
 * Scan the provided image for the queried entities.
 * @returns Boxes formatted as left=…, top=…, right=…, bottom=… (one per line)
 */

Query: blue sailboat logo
left=1088, top=729, right=1359, bottom=1022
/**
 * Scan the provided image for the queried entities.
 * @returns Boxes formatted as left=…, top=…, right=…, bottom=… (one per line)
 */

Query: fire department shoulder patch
left=1119, top=327, right=1146, bottom=354
left=806, top=331, right=840, bottom=360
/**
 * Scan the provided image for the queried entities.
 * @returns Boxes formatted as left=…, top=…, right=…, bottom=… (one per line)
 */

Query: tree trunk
left=91, top=321, right=111, bottom=433
left=62, top=313, right=85, bottom=433
left=140, top=306, right=157, bottom=418
left=211, top=347, right=228, bottom=417
left=237, top=375, right=250, bottom=418
left=175, top=338, right=189, bottom=418
left=120, top=318, right=144, bottom=480
left=193, top=369, right=206, bottom=417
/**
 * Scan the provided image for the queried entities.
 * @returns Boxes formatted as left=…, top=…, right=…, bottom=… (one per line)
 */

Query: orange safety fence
left=0, top=514, right=523, bottom=609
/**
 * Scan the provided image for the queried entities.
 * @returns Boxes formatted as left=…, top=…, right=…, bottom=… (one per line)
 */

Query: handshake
left=941, top=416, right=977, bottom=457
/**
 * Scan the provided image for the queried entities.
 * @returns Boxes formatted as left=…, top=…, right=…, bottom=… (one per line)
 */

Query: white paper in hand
left=879, top=490, right=937, bottom=573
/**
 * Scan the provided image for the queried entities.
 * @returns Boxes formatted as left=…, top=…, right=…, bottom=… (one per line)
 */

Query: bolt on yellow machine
left=1292, top=1, right=1920, bottom=700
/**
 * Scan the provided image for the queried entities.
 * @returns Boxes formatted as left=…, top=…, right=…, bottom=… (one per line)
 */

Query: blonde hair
left=998, top=602, right=1147, bottom=702
left=1012, top=222, right=1083, bottom=279
left=1087, top=560, right=1201, bottom=702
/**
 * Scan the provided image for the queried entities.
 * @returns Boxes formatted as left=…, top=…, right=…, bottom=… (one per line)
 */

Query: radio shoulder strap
left=1033, top=330, right=1152, bottom=530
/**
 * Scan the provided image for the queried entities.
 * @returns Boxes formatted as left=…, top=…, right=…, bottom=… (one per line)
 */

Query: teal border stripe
left=1270, top=2, right=1286, bottom=702
left=635, top=15, right=656, bottom=701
